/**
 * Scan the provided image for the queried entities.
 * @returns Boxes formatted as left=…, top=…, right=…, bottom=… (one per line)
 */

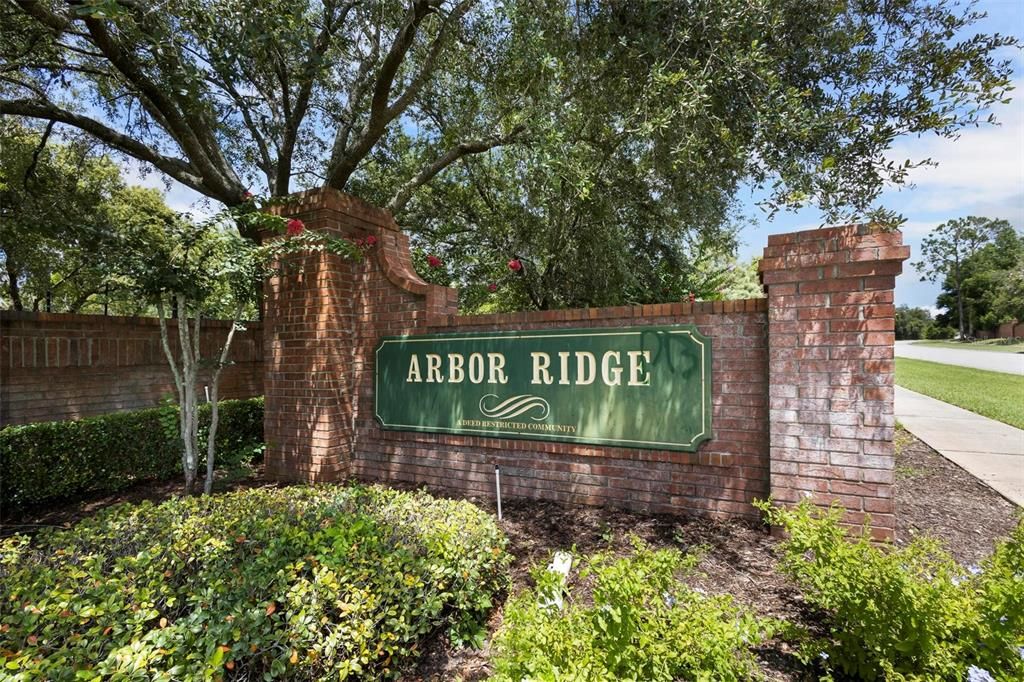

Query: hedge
left=0, top=397, right=264, bottom=510
left=0, top=485, right=509, bottom=679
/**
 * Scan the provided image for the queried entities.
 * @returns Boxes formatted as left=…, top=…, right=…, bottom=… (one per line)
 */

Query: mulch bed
left=892, top=427, right=1020, bottom=565
left=409, top=428, right=1022, bottom=681
left=1, top=430, right=1018, bottom=680
left=0, top=465, right=277, bottom=536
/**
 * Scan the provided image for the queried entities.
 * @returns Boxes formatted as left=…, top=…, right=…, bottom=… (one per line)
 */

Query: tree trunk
left=175, top=294, right=200, bottom=496
left=955, top=257, right=965, bottom=341
left=157, top=296, right=188, bottom=495
left=203, top=303, right=244, bottom=495
left=4, top=258, right=23, bottom=310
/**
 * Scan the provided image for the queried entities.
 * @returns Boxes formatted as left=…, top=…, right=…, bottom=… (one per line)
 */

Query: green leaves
left=0, top=485, right=508, bottom=680
left=490, top=539, right=775, bottom=681
left=0, top=397, right=264, bottom=510
left=758, top=499, right=1024, bottom=680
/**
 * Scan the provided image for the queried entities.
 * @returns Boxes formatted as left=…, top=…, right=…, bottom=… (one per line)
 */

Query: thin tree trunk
left=5, top=258, right=23, bottom=310
left=955, top=257, right=965, bottom=341
left=176, top=294, right=197, bottom=495
left=156, top=296, right=188, bottom=494
left=204, top=303, right=245, bottom=494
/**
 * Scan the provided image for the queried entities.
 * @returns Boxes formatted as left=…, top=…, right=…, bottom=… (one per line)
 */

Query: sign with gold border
left=374, top=325, right=712, bottom=452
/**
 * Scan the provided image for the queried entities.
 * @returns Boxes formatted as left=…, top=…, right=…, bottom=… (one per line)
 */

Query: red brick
left=235, top=192, right=915, bottom=529
left=2, top=314, right=263, bottom=426
left=762, top=221, right=906, bottom=532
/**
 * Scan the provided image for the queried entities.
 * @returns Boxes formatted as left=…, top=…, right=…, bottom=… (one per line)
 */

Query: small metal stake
left=495, top=465, right=503, bottom=521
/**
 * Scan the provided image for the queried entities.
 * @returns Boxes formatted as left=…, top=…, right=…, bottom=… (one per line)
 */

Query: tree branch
left=156, top=297, right=184, bottom=400
left=327, top=0, right=462, bottom=189
left=80, top=15, right=242, bottom=198
left=22, top=119, right=55, bottom=187
left=0, top=98, right=214, bottom=195
left=387, top=125, right=524, bottom=213
left=328, top=25, right=381, bottom=170
left=275, top=0, right=357, bottom=195
left=384, top=0, right=474, bottom=120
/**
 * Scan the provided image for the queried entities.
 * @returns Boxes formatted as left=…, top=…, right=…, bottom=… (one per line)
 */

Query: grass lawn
left=911, top=339, right=1024, bottom=353
left=895, top=358, right=1024, bottom=429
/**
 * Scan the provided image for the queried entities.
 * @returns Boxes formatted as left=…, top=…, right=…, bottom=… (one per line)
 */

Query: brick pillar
left=263, top=188, right=457, bottom=483
left=760, top=225, right=909, bottom=539
left=263, top=189, right=394, bottom=482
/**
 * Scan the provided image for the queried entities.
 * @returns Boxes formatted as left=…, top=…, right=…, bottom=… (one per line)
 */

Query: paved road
left=896, top=386, right=1024, bottom=507
left=894, top=341, right=1024, bottom=375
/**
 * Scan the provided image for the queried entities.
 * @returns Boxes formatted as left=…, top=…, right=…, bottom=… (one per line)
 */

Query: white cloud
left=884, top=78, right=1024, bottom=222
left=897, top=220, right=939, bottom=238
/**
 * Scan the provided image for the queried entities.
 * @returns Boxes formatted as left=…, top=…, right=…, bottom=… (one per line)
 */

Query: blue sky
left=134, top=0, right=1023, bottom=313
left=736, top=0, right=1024, bottom=311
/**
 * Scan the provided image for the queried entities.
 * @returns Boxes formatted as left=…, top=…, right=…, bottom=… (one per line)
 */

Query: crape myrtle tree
left=0, top=0, right=1018, bottom=303
left=115, top=199, right=366, bottom=494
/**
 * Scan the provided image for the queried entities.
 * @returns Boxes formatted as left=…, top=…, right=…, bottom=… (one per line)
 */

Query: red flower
left=365, top=235, right=378, bottom=247
left=427, top=255, right=442, bottom=268
left=286, top=218, right=305, bottom=236
left=488, top=283, right=498, bottom=292
left=507, top=258, right=523, bottom=272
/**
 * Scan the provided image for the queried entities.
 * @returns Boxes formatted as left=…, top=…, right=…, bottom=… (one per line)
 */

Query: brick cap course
left=759, top=223, right=910, bottom=274
left=0, top=310, right=259, bottom=328
left=269, top=187, right=401, bottom=230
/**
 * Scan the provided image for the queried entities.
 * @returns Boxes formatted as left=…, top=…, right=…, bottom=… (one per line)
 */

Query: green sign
left=374, top=325, right=712, bottom=452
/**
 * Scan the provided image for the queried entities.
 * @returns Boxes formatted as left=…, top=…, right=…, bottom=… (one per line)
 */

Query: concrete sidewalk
left=895, top=386, right=1024, bottom=507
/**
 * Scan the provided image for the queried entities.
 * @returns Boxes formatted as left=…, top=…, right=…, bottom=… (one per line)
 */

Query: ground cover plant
left=0, top=484, right=509, bottom=680
left=0, top=397, right=263, bottom=511
left=758, top=500, right=1024, bottom=681
left=894, top=358, right=1024, bottom=429
left=488, top=539, right=778, bottom=681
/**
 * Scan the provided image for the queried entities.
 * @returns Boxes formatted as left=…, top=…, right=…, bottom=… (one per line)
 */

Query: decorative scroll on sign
left=374, top=325, right=712, bottom=452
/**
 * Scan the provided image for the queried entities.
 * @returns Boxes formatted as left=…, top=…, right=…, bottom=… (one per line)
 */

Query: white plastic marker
left=539, top=551, right=574, bottom=610
left=495, top=465, right=503, bottom=521
left=204, top=385, right=210, bottom=403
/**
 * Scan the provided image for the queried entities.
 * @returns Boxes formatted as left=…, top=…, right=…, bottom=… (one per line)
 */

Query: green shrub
left=0, top=484, right=509, bottom=680
left=758, top=499, right=1024, bottom=681
left=0, top=397, right=264, bottom=509
left=489, top=539, right=777, bottom=681
left=923, top=322, right=956, bottom=340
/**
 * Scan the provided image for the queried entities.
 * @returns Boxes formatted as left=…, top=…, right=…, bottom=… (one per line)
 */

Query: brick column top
left=278, top=187, right=402, bottom=232
left=271, top=187, right=455, bottom=310
left=759, top=223, right=910, bottom=276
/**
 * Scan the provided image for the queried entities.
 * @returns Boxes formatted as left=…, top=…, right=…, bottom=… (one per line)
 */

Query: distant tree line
left=895, top=306, right=953, bottom=341
left=912, top=217, right=1023, bottom=340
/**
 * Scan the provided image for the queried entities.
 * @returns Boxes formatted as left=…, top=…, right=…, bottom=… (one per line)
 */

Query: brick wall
left=265, top=189, right=908, bottom=536
left=996, top=321, right=1024, bottom=339
left=0, top=312, right=263, bottom=427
